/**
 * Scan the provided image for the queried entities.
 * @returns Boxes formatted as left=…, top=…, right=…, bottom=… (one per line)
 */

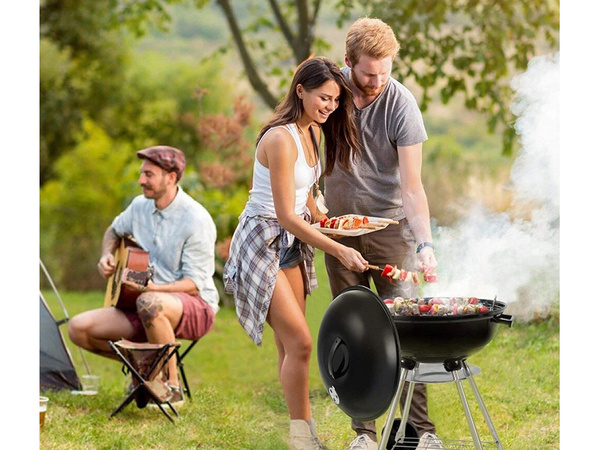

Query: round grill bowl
left=392, top=299, right=513, bottom=364
left=317, top=288, right=514, bottom=421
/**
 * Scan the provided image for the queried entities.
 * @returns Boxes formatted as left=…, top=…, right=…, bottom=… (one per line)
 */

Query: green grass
left=40, top=251, right=559, bottom=449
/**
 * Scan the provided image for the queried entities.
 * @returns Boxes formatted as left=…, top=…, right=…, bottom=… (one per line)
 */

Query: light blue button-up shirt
left=112, top=187, right=219, bottom=313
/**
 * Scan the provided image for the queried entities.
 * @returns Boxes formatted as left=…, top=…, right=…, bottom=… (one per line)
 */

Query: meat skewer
left=366, top=264, right=421, bottom=284
left=367, top=264, right=438, bottom=284
left=359, top=223, right=387, bottom=229
left=373, top=218, right=400, bottom=224
left=319, top=215, right=396, bottom=231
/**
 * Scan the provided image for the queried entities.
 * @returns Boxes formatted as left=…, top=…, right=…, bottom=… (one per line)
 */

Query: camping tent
left=40, top=293, right=80, bottom=391
left=40, top=260, right=83, bottom=391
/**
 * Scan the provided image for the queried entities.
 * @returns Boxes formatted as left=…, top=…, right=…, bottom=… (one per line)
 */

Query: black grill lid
left=317, top=285, right=401, bottom=422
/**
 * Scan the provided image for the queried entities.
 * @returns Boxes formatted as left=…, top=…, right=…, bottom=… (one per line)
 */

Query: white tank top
left=247, top=124, right=321, bottom=216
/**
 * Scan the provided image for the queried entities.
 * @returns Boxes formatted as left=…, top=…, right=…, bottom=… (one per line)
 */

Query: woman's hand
left=336, top=245, right=369, bottom=272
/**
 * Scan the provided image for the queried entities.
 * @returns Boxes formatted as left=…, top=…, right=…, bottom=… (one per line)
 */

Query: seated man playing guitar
left=68, top=145, right=219, bottom=405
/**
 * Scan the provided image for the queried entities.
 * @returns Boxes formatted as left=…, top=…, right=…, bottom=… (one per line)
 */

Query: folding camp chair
left=108, top=339, right=181, bottom=423
left=176, top=339, right=198, bottom=400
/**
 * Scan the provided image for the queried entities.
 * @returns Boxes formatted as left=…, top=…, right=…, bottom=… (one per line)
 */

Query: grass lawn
left=39, top=251, right=559, bottom=449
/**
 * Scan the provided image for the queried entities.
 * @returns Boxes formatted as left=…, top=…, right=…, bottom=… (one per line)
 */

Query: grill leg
left=395, top=380, right=416, bottom=445
left=379, top=367, right=410, bottom=450
left=451, top=369, right=484, bottom=450
left=464, top=364, right=504, bottom=449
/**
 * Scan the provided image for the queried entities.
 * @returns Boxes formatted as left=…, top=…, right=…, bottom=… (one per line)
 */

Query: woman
left=223, top=57, right=368, bottom=449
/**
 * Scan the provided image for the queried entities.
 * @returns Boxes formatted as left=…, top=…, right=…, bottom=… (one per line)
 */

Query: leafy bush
left=40, top=120, right=139, bottom=290
left=40, top=46, right=254, bottom=302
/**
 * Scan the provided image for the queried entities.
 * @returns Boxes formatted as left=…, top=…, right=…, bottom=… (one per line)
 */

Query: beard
left=141, top=184, right=167, bottom=200
left=350, top=69, right=387, bottom=97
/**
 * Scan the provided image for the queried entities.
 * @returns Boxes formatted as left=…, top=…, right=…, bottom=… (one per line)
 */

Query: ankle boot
left=289, top=419, right=323, bottom=450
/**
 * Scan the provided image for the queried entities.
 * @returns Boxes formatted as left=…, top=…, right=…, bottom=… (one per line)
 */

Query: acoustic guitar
left=104, top=237, right=152, bottom=309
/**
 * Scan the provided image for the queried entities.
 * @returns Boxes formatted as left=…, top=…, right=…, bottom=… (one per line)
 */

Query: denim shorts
left=279, top=237, right=303, bottom=269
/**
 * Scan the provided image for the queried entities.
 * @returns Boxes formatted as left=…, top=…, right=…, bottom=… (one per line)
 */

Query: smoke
left=423, top=53, right=560, bottom=321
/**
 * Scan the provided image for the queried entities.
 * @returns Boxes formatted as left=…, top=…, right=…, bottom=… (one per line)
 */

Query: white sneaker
left=349, top=434, right=378, bottom=450
left=416, top=432, right=444, bottom=449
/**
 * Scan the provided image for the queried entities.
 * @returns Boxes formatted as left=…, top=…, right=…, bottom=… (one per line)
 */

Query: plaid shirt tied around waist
left=223, top=211, right=317, bottom=345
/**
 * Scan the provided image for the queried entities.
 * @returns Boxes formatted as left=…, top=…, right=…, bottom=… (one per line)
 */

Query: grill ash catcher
left=317, top=285, right=514, bottom=449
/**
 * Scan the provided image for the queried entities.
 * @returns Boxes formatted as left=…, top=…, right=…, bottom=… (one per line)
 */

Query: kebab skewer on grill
left=367, top=264, right=438, bottom=283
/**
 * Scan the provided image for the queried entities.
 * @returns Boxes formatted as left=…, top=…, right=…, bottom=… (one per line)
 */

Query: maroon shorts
left=122, top=293, right=216, bottom=343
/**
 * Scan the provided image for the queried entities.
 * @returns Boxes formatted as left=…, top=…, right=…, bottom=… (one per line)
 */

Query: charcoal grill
left=317, top=285, right=513, bottom=450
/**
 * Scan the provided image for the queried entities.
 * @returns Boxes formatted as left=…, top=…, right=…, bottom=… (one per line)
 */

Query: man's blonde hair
left=345, top=17, right=401, bottom=66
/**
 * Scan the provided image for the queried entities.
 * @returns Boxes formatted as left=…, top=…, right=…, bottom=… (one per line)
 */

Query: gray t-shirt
left=324, top=67, right=427, bottom=219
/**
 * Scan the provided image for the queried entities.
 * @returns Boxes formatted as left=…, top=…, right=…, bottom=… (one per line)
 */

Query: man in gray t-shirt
left=326, top=66, right=428, bottom=220
left=324, top=17, right=441, bottom=450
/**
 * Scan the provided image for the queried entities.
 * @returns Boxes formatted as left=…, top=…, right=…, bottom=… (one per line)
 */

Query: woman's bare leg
left=273, top=266, right=307, bottom=378
left=267, top=267, right=311, bottom=420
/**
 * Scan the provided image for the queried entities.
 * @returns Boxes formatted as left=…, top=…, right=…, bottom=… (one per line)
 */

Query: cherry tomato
left=381, top=264, right=394, bottom=277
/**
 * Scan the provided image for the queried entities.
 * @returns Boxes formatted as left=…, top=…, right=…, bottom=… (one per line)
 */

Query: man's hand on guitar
left=121, top=278, right=153, bottom=292
left=121, top=268, right=153, bottom=292
left=98, top=254, right=116, bottom=278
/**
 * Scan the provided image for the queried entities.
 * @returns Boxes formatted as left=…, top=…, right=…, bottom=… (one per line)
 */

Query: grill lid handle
left=327, top=337, right=349, bottom=380
left=492, top=313, right=514, bottom=327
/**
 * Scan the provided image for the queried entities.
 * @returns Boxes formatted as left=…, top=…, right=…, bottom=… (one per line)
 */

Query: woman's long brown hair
left=257, top=56, right=360, bottom=176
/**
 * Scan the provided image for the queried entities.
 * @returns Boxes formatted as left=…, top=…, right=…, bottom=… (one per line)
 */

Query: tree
left=212, top=0, right=559, bottom=154
left=40, top=0, right=559, bottom=184
left=213, top=0, right=328, bottom=108
left=39, top=0, right=185, bottom=185
left=40, top=120, right=140, bottom=290
left=349, top=0, right=560, bottom=154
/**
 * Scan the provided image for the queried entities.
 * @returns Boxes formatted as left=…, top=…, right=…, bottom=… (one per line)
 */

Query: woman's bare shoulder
left=257, top=125, right=297, bottom=167
left=260, top=126, right=296, bottom=153
left=262, top=126, right=294, bottom=144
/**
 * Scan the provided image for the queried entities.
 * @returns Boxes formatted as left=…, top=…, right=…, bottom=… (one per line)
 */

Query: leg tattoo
left=137, top=294, right=163, bottom=330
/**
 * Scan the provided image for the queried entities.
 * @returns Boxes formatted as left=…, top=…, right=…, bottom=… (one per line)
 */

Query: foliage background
left=37, top=1, right=556, bottom=303
left=26, top=0, right=566, bottom=447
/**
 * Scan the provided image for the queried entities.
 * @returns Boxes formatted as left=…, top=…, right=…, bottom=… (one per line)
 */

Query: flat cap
left=137, top=145, right=186, bottom=181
